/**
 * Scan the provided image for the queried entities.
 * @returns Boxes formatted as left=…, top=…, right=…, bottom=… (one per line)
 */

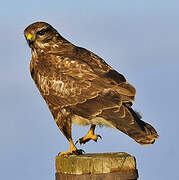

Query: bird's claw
left=75, top=138, right=89, bottom=145
left=72, top=149, right=85, bottom=155
left=58, top=149, right=85, bottom=156
left=95, top=134, right=102, bottom=142
left=75, top=134, right=102, bottom=145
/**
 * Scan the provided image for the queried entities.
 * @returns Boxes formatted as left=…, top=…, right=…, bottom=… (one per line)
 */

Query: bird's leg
left=59, top=138, right=84, bottom=156
left=75, top=125, right=102, bottom=145
left=54, top=110, right=84, bottom=155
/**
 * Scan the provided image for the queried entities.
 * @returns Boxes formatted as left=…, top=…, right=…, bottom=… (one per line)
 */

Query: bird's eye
left=37, top=29, right=46, bottom=36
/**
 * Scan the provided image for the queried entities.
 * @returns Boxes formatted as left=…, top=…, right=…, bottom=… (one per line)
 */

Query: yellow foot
left=58, top=149, right=85, bottom=156
left=75, top=134, right=102, bottom=145
left=58, top=139, right=85, bottom=156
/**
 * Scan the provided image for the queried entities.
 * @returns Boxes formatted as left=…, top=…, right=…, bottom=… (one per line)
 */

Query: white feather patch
left=72, top=115, right=116, bottom=129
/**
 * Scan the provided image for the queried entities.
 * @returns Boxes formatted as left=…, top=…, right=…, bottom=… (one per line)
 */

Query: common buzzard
left=24, top=22, right=159, bottom=155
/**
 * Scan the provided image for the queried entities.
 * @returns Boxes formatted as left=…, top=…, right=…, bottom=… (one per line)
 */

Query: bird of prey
left=24, top=22, right=159, bottom=155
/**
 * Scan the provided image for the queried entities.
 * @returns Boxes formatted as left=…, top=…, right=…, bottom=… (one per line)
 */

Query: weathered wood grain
left=56, top=152, right=138, bottom=180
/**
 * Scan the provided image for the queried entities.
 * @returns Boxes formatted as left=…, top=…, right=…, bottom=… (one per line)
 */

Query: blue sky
left=1, top=1, right=179, bottom=179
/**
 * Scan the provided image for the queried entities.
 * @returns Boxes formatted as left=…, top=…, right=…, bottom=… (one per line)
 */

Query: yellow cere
left=27, top=33, right=33, bottom=40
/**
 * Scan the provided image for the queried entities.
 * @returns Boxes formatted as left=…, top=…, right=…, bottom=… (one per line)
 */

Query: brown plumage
left=24, top=22, right=159, bottom=155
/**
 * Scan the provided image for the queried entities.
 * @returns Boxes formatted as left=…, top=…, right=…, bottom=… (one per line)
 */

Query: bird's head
left=24, top=22, right=60, bottom=50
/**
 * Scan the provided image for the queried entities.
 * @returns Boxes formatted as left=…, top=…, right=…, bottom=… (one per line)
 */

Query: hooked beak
left=26, top=33, right=35, bottom=47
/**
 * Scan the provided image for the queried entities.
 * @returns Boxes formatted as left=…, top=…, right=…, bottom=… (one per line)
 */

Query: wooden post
left=56, top=152, right=138, bottom=180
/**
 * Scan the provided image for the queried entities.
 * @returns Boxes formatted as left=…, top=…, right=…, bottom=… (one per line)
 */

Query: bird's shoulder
left=42, top=45, right=127, bottom=84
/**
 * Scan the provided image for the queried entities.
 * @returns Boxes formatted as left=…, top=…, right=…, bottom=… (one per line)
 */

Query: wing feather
left=33, top=47, right=135, bottom=110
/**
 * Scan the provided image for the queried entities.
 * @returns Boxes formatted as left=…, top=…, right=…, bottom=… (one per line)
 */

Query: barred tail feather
left=121, top=106, right=159, bottom=145
left=136, top=121, right=159, bottom=145
left=100, top=105, right=159, bottom=145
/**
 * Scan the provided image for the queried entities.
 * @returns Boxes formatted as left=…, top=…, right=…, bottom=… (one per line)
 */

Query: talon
left=72, top=149, right=85, bottom=155
left=76, top=134, right=102, bottom=145
left=58, top=151, right=72, bottom=156
left=58, top=138, right=84, bottom=156
left=94, top=135, right=102, bottom=142
left=75, top=138, right=84, bottom=145
left=76, top=125, right=102, bottom=145
left=75, top=140, right=79, bottom=145
left=97, top=135, right=102, bottom=139
left=58, top=148, right=85, bottom=156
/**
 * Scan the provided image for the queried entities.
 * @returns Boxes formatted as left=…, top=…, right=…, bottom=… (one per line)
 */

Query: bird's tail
left=100, top=104, right=159, bottom=145
left=124, top=106, right=159, bottom=145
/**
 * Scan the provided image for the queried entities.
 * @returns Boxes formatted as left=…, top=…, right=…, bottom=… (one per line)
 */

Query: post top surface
left=56, top=152, right=132, bottom=160
left=56, top=152, right=136, bottom=175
